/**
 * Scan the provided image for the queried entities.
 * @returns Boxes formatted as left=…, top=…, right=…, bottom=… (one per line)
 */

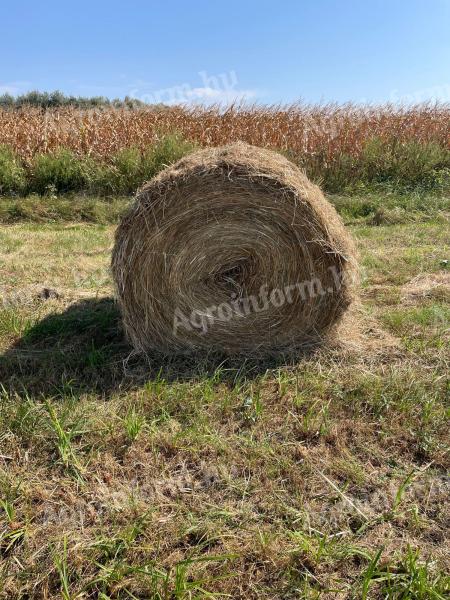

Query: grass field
left=0, top=194, right=448, bottom=598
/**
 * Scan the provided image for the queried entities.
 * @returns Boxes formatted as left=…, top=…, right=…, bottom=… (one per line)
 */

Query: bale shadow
left=0, top=298, right=128, bottom=399
left=0, top=297, right=315, bottom=400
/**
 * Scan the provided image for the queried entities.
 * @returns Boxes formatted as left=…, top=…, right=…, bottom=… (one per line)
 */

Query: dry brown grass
left=0, top=217, right=448, bottom=598
left=1, top=102, right=448, bottom=164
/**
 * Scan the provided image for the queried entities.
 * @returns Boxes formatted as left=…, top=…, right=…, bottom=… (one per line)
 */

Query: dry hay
left=112, top=142, right=358, bottom=355
left=401, top=272, right=450, bottom=304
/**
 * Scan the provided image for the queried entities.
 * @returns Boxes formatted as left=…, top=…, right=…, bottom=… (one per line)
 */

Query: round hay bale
left=112, top=142, right=357, bottom=356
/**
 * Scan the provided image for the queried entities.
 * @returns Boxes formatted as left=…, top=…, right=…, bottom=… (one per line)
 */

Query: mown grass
left=0, top=211, right=448, bottom=598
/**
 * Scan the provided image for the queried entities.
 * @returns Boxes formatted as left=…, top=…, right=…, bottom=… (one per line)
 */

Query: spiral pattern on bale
left=112, top=142, right=357, bottom=356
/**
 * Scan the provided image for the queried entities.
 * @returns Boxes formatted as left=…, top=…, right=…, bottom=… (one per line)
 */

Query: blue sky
left=2, top=0, right=450, bottom=105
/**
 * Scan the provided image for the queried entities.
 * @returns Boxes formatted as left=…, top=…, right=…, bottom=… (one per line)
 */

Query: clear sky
left=2, top=0, right=450, bottom=105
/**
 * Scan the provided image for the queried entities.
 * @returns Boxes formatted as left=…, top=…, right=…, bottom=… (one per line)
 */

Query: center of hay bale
left=213, top=260, right=249, bottom=293
left=112, top=142, right=358, bottom=356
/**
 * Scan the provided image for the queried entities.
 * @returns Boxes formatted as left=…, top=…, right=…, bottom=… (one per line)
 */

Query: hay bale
left=112, top=142, right=357, bottom=355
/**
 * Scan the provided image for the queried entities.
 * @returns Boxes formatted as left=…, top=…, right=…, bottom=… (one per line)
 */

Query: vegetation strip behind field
left=0, top=192, right=448, bottom=225
left=1, top=102, right=449, bottom=196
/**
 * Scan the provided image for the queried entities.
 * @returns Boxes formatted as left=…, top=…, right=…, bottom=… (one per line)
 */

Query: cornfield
left=1, top=103, right=449, bottom=164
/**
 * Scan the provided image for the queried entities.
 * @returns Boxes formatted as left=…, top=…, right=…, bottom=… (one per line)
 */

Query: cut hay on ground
left=112, top=142, right=358, bottom=355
